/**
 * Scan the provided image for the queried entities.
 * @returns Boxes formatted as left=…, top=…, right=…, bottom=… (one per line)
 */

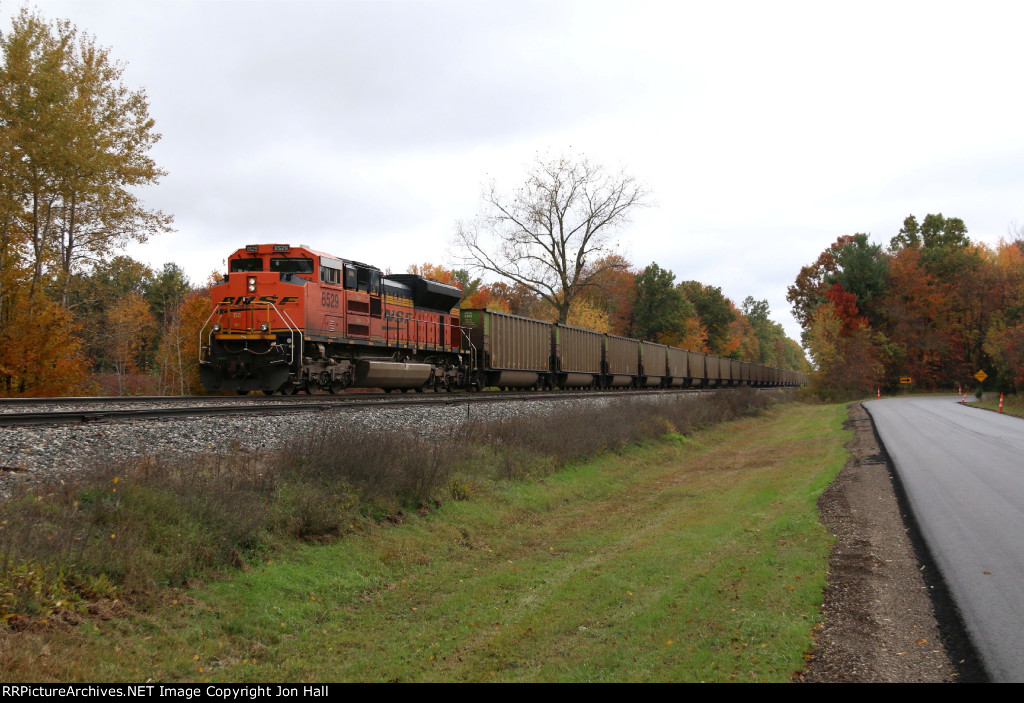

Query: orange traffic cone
left=999, top=393, right=1004, bottom=413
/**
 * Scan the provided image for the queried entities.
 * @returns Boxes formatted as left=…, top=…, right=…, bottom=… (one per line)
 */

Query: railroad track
left=0, top=387, right=765, bottom=427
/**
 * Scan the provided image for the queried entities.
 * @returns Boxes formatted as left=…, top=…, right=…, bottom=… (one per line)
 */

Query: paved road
left=863, top=396, right=1024, bottom=682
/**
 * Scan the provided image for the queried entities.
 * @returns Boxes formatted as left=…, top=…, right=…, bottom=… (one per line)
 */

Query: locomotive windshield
left=270, top=257, right=314, bottom=274
left=230, top=258, right=263, bottom=272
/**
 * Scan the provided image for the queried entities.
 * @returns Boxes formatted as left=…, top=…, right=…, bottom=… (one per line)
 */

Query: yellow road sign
left=899, top=377, right=913, bottom=384
left=975, top=370, right=988, bottom=383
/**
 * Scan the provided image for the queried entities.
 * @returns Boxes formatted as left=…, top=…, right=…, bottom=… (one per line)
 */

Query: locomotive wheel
left=236, top=390, right=249, bottom=395
left=262, top=390, right=275, bottom=395
left=279, top=382, right=297, bottom=395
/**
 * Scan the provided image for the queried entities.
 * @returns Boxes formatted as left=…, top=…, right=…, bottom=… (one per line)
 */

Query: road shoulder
left=800, top=402, right=980, bottom=682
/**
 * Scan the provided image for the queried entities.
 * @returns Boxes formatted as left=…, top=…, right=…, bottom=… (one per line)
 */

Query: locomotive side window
left=270, top=257, right=313, bottom=274
left=344, top=265, right=357, bottom=290
left=356, top=267, right=371, bottom=293
left=230, top=258, right=263, bottom=272
left=320, top=265, right=341, bottom=285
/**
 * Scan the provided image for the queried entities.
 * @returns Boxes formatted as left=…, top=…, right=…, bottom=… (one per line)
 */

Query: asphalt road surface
left=863, top=396, right=1024, bottom=682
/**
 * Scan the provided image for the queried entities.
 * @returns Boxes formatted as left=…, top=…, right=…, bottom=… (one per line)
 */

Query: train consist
left=199, top=244, right=807, bottom=394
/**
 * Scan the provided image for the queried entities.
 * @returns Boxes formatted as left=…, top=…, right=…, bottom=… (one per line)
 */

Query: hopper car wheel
left=279, top=382, right=297, bottom=395
left=414, top=387, right=424, bottom=393
left=236, top=390, right=249, bottom=395
left=262, top=390, right=275, bottom=396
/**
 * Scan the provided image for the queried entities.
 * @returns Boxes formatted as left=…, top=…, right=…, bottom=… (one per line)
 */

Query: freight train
left=199, top=244, right=807, bottom=394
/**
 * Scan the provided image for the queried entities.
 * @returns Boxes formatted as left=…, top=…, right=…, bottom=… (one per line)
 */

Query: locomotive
left=199, top=244, right=807, bottom=394
left=200, top=244, right=465, bottom=394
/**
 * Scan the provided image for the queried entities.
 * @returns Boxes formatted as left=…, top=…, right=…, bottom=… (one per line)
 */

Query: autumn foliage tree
left=0, top=293, right=87, bottom=395
left=0, top=8, right=171, bottom=396
left=677, top=281, right=736, bottom=356
left=792, top=214, right=1024, bottom=396
left=804, top=301, right=882, bottom=400
left=0, top=8, right=171, bottom=304
left=154, top=291, right=212, bottom=395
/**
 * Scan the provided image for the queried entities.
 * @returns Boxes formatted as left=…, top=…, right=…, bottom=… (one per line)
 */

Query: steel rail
left=0, top=387, right=789, bottom=428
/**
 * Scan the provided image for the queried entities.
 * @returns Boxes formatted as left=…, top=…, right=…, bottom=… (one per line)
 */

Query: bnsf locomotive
left=200, top=244, right=807, bottom=394
left=200, top=244, right=465, bottom=394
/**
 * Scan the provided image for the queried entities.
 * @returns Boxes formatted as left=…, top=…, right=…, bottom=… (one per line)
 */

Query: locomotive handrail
left=200, top=301, right=303, bottom=370
left=199, top=306, right=220, bottom=361
left=270, top=302, right=303, bottom=368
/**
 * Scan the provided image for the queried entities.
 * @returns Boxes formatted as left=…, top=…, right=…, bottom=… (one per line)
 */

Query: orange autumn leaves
left=791, top=216, right=1024, bottom=396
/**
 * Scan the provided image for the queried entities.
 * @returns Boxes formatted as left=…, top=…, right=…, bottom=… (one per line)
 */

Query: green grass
left=967, top=393, right=1024, bottom=418
left=1, top=402, right=850, bottom=682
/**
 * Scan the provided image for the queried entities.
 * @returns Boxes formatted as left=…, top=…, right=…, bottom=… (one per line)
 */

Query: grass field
left=967, top=393, right=1024, bottom=419
left=1, top=399, right=850, bottom=682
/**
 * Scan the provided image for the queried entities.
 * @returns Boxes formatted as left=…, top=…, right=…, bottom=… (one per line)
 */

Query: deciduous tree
left=677, top=281, right=735, bottom=355
left=154, top=290, right=211, bottom=395
left=0, top=8, right=171, bottom=306
left=105, top=290, right=156, bottom=395
left=454, top=153, right=647, bottom=324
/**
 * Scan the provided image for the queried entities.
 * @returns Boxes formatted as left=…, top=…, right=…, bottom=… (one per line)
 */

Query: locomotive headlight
left=247, top=276, right=257, bottom=292
left=260, top=323, right=269, bottom=332
left=212, top=323, right=221, bottom=332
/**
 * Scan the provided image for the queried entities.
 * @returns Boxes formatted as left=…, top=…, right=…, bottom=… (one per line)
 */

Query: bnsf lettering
left=321, top=291, right=340, bottom=309
left=385, top=310, right=412, bottom=323
left=220, top=295, right=298, bottom=306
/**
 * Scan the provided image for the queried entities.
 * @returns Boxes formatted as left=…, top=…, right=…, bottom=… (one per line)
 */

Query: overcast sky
left=5, top=0, right=1024, bottom=341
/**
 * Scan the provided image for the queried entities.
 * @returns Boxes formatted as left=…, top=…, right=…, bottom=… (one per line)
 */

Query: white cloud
left=9, top=0, right=1024, bottom=343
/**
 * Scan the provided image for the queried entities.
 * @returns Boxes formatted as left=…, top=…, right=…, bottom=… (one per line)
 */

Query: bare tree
left=454, top=154, right=649, bottom=324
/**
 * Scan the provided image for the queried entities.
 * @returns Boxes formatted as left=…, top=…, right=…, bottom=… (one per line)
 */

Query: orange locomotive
left=200, top=244, right=466, bottom=394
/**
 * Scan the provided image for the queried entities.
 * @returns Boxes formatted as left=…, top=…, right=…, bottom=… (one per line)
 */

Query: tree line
left=0, top=8, right=206, bottom=396
left=789, top=214, right=1024, bottom=398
